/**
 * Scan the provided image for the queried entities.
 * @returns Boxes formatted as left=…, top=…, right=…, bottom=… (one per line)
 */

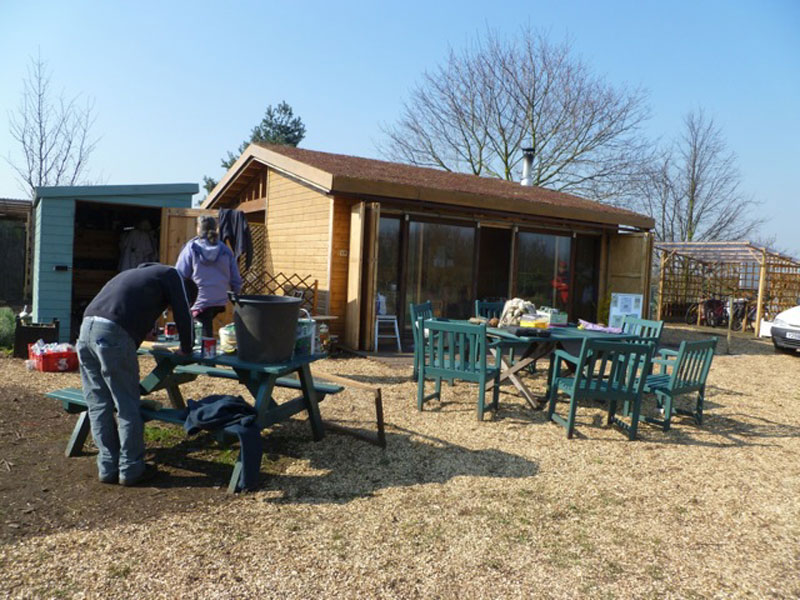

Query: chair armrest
left=552, top=349, right=580, bottom=366
left=658, top=348, right=678, bottom=358
left=652, top=356, right=675, bottom=375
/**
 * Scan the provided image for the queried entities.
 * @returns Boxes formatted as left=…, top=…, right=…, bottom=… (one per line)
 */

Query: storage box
left=13, top=318, right=59, bottom=359
left=535, top=308, right=568, bottom=326
left=27, top=343, right=79, bottom=372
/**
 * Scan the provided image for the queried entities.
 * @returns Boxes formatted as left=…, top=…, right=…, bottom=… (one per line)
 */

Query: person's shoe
left=119, top=464, right=159, bottom=487
left=98, top=472, right=119, bottom=485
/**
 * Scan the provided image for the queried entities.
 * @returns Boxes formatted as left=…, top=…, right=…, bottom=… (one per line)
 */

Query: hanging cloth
left=218, top=209, right=253, bottom=271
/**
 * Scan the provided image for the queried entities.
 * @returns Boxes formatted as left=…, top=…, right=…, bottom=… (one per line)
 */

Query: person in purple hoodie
left=176, top=216, right=243, bottom=338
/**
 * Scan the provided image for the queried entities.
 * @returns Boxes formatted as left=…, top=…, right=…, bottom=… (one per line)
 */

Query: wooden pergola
left=655, top=241, right=800, bottom=336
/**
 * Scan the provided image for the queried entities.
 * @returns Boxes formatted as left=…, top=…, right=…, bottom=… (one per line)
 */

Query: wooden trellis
left=237, top=222, right=318, bottom=313
left=655, top=241, right=800, bottom=336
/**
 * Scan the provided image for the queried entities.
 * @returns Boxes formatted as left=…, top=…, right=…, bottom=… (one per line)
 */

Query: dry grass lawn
left=1, top=325, right=799, bottom=599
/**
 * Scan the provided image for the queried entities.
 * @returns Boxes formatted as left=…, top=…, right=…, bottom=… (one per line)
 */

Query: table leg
left=251, top=376, right=278, bottom=430
left=298, top=363, right=325, bottom=441
left=65, top=411, right=91, bottom=457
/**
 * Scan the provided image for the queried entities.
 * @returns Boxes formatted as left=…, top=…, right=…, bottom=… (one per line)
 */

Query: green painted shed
left=32, top=184, right=198, bottom=342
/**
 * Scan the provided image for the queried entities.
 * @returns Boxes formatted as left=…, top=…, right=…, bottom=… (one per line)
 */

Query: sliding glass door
left=405, top=220, right=476, bottom=327
left=516, top=231, right=572, bottom=312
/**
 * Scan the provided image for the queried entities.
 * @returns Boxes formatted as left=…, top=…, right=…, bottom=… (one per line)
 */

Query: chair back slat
left=475, top=300, right=505, bottom=320
left=669, top=339, right=717, bottom=393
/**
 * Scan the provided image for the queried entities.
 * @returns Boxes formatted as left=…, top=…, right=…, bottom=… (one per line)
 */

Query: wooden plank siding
left=329, top=197, right=353, bottom=340
left=264, top=171, right=336, bottom=329
left=32, top=198, right=76, bottom=342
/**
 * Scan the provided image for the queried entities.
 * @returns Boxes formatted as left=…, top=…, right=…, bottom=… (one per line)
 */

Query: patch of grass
left=143, top=424, right=184, bottom=445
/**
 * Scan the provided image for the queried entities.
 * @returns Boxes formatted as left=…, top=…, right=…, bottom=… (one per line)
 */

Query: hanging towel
left=183, top=394, right=262, bottom=491
left=218, top=209, right=253, bottom=271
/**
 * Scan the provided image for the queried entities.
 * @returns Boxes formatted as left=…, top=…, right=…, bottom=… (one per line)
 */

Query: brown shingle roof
left=211, top=142, right=654, bottom=229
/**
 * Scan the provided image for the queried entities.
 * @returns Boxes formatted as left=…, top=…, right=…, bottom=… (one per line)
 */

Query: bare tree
left=7, top=54, right=98, bottom=198
left=637, top=110, right=762, bottom=242
left=379, top=28, right=651, bottom=202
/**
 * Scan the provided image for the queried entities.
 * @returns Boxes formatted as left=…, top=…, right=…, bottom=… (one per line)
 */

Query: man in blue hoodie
left=176, top=216, right=243, bottom=338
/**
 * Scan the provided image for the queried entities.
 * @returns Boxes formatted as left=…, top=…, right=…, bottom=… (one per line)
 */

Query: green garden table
left=486, top=326, right=640, bottom=409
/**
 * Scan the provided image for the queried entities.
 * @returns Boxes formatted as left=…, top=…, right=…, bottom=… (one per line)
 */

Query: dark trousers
left=196, top=306, right=225, bottom=338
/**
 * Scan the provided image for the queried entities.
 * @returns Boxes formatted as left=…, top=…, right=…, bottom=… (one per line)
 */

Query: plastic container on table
left=229, top=292, right=302, bottom=363
left=293, top=309, right=317, bottom=358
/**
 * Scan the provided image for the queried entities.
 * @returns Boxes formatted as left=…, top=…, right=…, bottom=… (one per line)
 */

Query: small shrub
left=0, top=307, right=16, bottom=349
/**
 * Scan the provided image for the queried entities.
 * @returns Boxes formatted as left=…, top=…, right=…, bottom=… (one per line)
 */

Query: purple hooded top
left=175, top=237, right=243, bottom=312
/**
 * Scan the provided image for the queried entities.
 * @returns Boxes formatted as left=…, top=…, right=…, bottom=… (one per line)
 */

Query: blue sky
left=1, top=0, right=798, bottom=254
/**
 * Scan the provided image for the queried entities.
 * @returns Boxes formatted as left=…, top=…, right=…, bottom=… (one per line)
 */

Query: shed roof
left=655, top=241, right=800, bottom=265
left=0, top=197, right=32, bottom=220
left=204, top=143, right=654, bottom=230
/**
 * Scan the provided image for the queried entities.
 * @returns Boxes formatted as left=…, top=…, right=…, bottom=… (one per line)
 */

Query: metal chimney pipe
left=520, top=147, right=534, bottom=186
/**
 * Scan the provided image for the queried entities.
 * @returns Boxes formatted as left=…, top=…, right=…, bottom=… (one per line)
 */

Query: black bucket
left=229, top=293, right=302, bottom=363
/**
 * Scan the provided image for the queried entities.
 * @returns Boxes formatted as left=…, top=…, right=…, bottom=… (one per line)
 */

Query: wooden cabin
left=203, top=143, right=655, bottom=351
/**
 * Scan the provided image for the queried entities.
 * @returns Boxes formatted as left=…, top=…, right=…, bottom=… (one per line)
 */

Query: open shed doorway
left=71, top=201, right=161, bottom=339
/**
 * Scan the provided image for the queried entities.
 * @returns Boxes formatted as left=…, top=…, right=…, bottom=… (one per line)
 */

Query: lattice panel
left=237, top=223, right=318, bottom=313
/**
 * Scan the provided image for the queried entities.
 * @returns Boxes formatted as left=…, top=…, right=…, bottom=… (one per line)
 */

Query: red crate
left=27, top=343, right=79, bottom=372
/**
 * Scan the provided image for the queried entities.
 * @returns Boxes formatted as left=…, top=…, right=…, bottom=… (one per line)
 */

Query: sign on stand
left=608, top=293, right=644, bottom=328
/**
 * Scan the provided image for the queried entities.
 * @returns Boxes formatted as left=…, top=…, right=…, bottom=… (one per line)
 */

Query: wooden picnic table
left=49, top=344, right=337, bottom=492
left=137, top=342, right=328, bottom=435
left=486, top=326, right=640, bottom=409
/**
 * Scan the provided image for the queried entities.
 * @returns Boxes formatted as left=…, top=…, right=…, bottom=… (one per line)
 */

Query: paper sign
left=609, top=293, right=644, bottom=328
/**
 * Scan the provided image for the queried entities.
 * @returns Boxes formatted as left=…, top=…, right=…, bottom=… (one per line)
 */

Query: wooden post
left=754, top=249, right=768, bottom=338
left=726, top=297, right=733, bottom=354
left=656, top=250, right=666, bottom=321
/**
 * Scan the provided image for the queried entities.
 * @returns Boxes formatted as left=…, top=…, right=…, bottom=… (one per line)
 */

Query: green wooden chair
left=547, top=339, right=654, bottom=440
left=417, top=318, right=501, bottom=421
left=409, top=301, right=434, bottom=381
left=475, top=299, right=505, bottom=320
left=634, top=338, right=717, bottom=431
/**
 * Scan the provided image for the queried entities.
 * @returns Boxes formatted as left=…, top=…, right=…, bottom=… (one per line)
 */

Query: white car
left=771, top=305, right=800, bottom=354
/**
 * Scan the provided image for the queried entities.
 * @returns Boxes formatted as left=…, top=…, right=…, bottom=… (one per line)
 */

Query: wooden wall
left=264, top=171, right=337, bottom=330
left=32, top=198, right=75, bottom=342
left=329, top=197, right=353, bottom=340
left=605, top=231, right=654, bottom=317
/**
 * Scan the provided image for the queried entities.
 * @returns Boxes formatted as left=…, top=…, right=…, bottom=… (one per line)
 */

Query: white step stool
left=375, top=314, right=402, bottom=352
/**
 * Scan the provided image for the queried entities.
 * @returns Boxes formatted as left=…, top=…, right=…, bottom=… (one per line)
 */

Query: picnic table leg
left=227, top=451, right=244, bottom=494
left=65, top=411, right=91, bottom=457
left=298, top=363, right=325, bottom=441
left=250, top=376, right=278, bottom=430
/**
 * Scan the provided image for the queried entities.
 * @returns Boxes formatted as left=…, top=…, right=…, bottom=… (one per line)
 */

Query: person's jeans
left=76, top=317, right=144, bottom=482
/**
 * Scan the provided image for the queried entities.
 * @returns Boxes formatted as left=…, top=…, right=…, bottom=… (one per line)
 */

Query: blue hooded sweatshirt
left=175, top=237, right=243, bottom=312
